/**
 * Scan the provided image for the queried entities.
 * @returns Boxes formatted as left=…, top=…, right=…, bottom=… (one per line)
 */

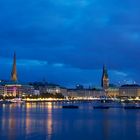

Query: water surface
left=0, top=102, right=140, bottom=140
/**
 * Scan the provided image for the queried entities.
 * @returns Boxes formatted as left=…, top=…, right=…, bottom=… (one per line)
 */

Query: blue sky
left=0, top=0, right=140, bottom=87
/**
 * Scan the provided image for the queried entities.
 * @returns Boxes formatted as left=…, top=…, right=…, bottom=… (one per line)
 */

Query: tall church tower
left=101, top=65, right=109, bottom=89
left=11, top=52, right=18, bottom=82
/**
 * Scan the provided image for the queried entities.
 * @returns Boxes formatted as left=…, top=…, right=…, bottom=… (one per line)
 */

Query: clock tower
left=101, top=65, right=109, bottom=89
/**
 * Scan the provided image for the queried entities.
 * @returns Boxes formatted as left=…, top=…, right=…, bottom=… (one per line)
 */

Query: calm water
left=0, top=102, right=140, bottom=140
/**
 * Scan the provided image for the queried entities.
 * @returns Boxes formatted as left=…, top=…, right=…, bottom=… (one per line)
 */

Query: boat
left=10, top=98, right=25, bottom=103
left=62, top=105, right=79, bottom=109
left=93, top=98, right=123, bottom=108
left=93, top=106, right=110, bottom=109
left=0, top=100, right=12, bottom=104
left=124, top=106, right=140, bottom=109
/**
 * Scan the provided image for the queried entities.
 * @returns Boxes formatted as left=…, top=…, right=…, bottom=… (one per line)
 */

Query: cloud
left=17, top=59, right=48, bottom=66
left=113, top=71, right=128, bottom=77
left=0, top=0, right=140, bottom=86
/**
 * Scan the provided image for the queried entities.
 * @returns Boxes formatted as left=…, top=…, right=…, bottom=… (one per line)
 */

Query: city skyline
left=0, top=52, right=138, bottom=88
left=0, top=1, right=140, bottom=140
left=0, top=0, right=140, bottom=87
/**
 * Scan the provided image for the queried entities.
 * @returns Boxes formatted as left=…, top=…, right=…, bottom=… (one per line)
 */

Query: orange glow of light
left=46, top=103, right=53, bottom=140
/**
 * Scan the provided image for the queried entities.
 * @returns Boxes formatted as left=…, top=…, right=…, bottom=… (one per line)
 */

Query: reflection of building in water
left=1, top=104, right=17, bottom=140
left=25, top=103, right=53, bottom=140
left=25, top=103, right=33, bottom=136
left=136, top=112, right=140, bottom=137
left=8, top=105, right=17, bottom=140
left=46, top=102, right=53, bottom=140
left=102, top=111, right=110, bottom=140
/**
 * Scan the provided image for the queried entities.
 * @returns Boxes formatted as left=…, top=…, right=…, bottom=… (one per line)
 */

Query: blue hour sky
left=0, top=0, right=140, bottom=87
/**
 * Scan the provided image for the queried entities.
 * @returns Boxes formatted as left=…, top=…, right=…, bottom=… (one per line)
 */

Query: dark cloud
left=0, top=0, right=140, bottom=87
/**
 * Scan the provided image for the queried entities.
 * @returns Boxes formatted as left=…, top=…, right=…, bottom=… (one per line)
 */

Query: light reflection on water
left=0, top=102, right=140, bottom=140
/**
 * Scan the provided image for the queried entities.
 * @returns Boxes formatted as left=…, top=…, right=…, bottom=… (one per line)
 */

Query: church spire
left=101, top=65, right=109, bottom=89
left=11, top=52, right=18, bottom=82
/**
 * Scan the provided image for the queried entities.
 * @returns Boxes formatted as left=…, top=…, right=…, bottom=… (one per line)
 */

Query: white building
left=67, top=88, right=105, bottom=98
left=39, top=85, right=67, bottom=95
left=107, top=87, right=119, bottom=97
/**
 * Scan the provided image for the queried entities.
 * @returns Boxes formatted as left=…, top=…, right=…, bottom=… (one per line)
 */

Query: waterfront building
left=0, top=81, right=34, bottom=97
left=1, top=53, right=140, bottom=99
left=34, top=90, right=40, bottom=95
left=0, top=53, right=34, bottom=97
left=21, top=85, right=34, bottom=96
left=106, top=87, right=119, bottom=97
left=119, top=84, right=140, bottom=97
left=67, top=88, right=105, bottom=99
left=0, top=85, right=4, bottom=95
left=39, top=84, right=67, bottom=95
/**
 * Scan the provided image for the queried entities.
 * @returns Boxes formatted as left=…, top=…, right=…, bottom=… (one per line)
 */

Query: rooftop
left=121, top=84, right=140, bottom=88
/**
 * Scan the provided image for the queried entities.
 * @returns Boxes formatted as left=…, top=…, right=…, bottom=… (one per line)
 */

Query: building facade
left=67, top=88, right=105, bottom=98
left=39, top=85, right=67, bottom=95
left=101, top=65, right=109, bottom=90
left=119, top=84, right=140, bottom=97
left=106, top=87, right=119, bottom=97
left=0, top=82, right=34, bottom=97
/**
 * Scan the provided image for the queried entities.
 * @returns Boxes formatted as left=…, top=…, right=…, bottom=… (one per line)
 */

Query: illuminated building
left=34, top=83, right=67, bottom=95
left=3, top=83, right=22, bottom=97
left=67, top=88, right=105, bottom=98
left=0, top=82, right=34, bottom=97
left=45, top=85, right=67, bottom=95
left=106, top=87, right=119, bottom=97
left=0, top=85, right=4, bottom=95
left=119, top=84, right=140, bottom=97
left=101, top=65, right=109, bottom=89
left=0, top=53, right=34, bottom=97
